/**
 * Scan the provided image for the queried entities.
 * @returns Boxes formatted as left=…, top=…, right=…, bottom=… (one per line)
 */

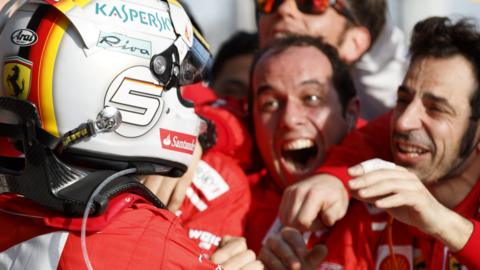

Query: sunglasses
left=257, top=0, right=357, bottom=23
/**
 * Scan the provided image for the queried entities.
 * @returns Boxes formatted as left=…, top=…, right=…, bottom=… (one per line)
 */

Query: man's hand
left=259, top=227, right=327, bottom=270
left=279, top=174, right=349, bottom=231
left=211, top=236, right=263, bottom=270
left=348, top=163, right=473, bottom=251
left=142, top=175, right=191, bottom=212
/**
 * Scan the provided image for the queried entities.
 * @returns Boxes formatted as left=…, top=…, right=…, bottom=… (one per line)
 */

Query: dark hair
left=249, top=35, right=356, bottom=116
left=409, top=16, right=480, bottom=157
left=253, top=0, right=387, bottom=45
left=210, top=31, right=259, bottom=84
left=346, top=0, right=386, bottom=44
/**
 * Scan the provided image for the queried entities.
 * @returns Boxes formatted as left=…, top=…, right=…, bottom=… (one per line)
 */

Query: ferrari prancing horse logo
left=3, top=56, right=32, bottom=100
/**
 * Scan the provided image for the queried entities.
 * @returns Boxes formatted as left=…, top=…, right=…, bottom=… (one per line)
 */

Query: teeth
left=283, top=139, right=314, bottom=151
left=397, top=143, right=427, bottom=154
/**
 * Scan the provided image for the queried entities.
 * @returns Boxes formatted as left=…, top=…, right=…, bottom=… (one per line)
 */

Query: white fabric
left=353, top=18, right=409, bottom=120
left=0, top=232, right=68, bottom=270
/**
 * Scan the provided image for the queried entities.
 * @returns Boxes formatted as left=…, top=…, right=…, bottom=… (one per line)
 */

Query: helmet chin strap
left=0, top=97, right=165, bottom=216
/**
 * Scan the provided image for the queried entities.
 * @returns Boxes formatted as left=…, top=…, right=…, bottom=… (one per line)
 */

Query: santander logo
left=160, top=128, right=196, bottom=154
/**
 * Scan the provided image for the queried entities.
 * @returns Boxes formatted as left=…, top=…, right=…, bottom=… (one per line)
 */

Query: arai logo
left=11, top=29, right=38, bottom=47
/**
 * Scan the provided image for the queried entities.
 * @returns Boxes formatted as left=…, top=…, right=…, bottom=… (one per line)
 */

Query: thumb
left=305, top=245, right=327, bottom=269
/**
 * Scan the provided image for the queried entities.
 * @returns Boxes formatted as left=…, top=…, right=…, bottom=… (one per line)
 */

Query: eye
left=395, top=95, right=410, bottom=110
left=258, top=95, right=280, bottom=112
left=302, top=94, right=323, bottom=106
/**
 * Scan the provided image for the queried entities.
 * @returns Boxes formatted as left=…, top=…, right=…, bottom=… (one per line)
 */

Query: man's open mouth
left=396, top=141, right=429, bottom=157
left=281, top=139, right=319, bottom=173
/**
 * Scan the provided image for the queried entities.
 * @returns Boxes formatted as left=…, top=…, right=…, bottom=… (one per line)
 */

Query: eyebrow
left=398, top=85, right=456, bottom=115
left=255, top=79, right=327, bottom=96
left=255, top=84, right=273, bottom=97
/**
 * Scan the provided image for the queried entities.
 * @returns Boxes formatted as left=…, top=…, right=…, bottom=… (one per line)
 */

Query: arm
left=279, top=112, right=393, bottom=230
left=347, top=164, right=475, bottom=264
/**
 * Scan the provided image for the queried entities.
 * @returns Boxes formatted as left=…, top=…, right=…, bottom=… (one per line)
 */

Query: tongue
left=283, top=147, right=318, bottom=169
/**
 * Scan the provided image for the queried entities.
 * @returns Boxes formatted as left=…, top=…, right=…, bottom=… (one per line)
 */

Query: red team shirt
left=246, top=112, right=480, bottom=269
left=314, top=112, right=480, bottom=270
left=179, top=149, right=251, bottom=255
left=0, top=193, right=220, bottom=269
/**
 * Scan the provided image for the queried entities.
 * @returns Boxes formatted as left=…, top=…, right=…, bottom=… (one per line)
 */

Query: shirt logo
left=160, top=129, right=196, bottom=154
left=189, top=229, right=221, bottom=250
left=11, top=29, right=38, bottom=46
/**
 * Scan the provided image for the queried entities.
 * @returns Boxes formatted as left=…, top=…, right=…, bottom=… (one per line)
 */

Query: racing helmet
left=0, top=0, right=212, bottom=176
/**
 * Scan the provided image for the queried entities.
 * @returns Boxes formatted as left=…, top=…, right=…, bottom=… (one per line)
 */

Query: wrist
left=430, top=208, right=473, bottom=252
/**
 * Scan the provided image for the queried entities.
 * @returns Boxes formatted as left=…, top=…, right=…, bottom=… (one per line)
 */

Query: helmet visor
left=179, top=29, right=213, bottom=85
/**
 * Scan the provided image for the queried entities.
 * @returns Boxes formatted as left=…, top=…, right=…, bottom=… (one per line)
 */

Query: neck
left=430, top=153, right=480, bottom=209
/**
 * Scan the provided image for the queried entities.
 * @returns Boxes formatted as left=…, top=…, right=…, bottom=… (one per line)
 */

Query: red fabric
left=179, top=150, right=251, bottom=255
left=455, top=219, right=480, bottom=268
left=316, top=111, right=392, bottom=192
left=244, top=117, right=372, bottom=254
left=0, top=193, right=219, bottom=269
left=181, top=83, right=218, bottom=105
left=245, top=171, right=282, bottom=254
left=313, top=110, right=480, bottom=269
left=195, top=105, right=252, bottom=169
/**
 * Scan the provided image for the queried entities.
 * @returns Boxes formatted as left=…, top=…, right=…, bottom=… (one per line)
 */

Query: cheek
left=310, top=108, right=347, bottom=144
left=254, top=111, right=275, bottom=142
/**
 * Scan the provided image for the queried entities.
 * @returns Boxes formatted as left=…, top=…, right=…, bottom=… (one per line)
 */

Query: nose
left=276, top=0, right=301, bottom=18
left=280, top=98, right=307, bottom=130
left=394, top=99, right=424, bottom=132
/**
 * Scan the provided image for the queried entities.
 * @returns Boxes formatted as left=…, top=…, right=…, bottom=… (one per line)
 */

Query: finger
left=356, top=178, right=412, bottom=199
left=293, top=192, right=325, bottom=231
left=319, top=200, right=347, bottom=227
left=280, top=227, right=308, bottom=258
left=155, top=177, right=178, bottom=206
left=348, top=159, right=397, bottom=176
left=279, top=184, right=308, bottom=227
left=305, top=245, right=327, bottom=269
left=239, top=260, right=264, bottom=270
left=142, top=175, right=163, bottom=195
left=221, top=250, right=256, bottom=270
left=211, top=237, right=247, bottom=265
left=375, top=192, right=410, bottom=209
left=264, top=235, right=301, bottom=269
left=348, top=169, right=412, bottom=190
left=259, top=245, right=288, bottom=270
left=167, top=177, right=190, bottom=212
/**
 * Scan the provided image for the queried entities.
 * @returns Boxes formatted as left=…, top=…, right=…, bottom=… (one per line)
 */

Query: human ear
left=338, top=25, right=371, bottom=64
left=345, top=97, right=360, bottom=131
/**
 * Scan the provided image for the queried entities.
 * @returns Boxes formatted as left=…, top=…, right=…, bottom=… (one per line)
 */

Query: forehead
left=253, top=46, right=333, bottom=91
left=404, top=55, right=477, bottom=102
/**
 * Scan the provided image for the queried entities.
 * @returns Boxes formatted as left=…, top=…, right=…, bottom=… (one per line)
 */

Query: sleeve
left=453, top=218, right=480, bottom=269
left=163, top=215, right=220, bottom=270
left=181, top=150, right=251, bottom=255
left=200, top=151, right=251, bottom=237
left=315, top=111, right=394, bottom=190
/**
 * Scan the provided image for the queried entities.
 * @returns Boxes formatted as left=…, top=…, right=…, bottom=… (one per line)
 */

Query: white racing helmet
left=0, top=0, right=212, bottom=176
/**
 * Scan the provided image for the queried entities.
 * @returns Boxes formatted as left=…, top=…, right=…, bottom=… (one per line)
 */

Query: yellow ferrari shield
left=3, top=57, right=33, bottom=100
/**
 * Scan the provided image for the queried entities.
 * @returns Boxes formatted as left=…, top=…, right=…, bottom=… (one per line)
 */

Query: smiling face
left=258, top=0, right=349, bottom=49
left=391, top=55, right=479, bottom=184
left=252, top=46, right=351, bottom=189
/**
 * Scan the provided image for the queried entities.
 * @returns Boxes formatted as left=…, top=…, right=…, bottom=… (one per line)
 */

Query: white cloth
left=353, top=19, right=408, bottom=120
